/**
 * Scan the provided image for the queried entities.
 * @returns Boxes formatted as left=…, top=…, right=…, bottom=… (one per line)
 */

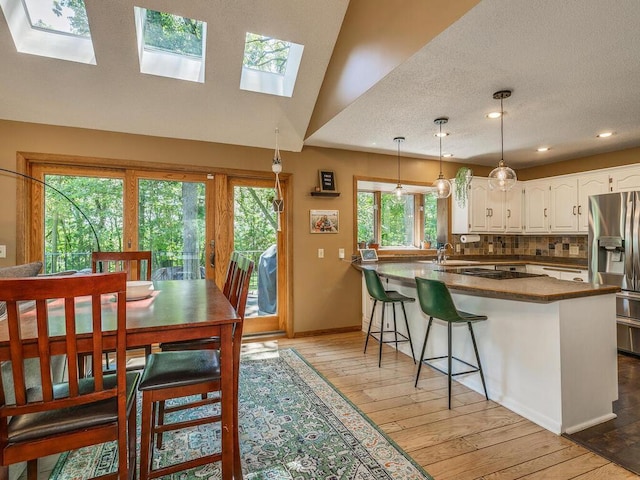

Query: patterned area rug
left=49, top=348, right=432, bottom=480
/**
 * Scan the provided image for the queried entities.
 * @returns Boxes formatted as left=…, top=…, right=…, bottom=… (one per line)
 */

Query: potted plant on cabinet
left=454, top=167, right=473, bottom=208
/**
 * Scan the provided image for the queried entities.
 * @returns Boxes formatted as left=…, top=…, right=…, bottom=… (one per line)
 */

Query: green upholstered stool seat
left=362, top=269, right=416, bottom=367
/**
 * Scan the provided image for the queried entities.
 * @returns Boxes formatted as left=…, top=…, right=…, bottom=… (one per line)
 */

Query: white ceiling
left=1, top=0, right=639, bottom=169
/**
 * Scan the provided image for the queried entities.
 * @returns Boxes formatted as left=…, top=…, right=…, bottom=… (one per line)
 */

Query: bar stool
left=363, top=268, right=416, bottom=367
left=413, top=277, right=488, bottom=409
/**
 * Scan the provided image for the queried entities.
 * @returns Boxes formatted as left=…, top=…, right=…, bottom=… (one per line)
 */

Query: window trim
left=353, top=175, right=445, bottom=256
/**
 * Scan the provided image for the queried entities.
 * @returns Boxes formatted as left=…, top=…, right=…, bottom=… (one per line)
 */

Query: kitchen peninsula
left=357, top=260, right=620, bottom=435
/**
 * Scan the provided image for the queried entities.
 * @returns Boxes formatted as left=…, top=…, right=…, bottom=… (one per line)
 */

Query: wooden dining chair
left=80, top=250, right=153, bottom=376
left=0, top=273, right=140, bottom=480
left=137, top=256, right=254, bottom=480
left=92, top=250, right=152, bottom=281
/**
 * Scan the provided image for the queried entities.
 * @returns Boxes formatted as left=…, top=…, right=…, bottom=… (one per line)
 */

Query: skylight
left=0, top=0, right=95, bottom=64
left=134, top=7, right=206, bottom=83
left=240, top=32, right=304, bottom=97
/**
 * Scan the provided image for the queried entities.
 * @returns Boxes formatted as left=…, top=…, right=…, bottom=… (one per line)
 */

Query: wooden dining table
left=0, top=279, right=242, bottom=480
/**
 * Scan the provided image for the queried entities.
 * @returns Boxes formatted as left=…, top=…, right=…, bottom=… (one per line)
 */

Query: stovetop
left=455, top=267, right=547, bottom=280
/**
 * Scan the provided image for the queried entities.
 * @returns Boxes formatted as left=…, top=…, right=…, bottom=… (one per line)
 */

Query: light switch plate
left=0, top=245, right=5, bottom=258
left=338, top=248, right=345, bottom=259
left=569, top=244, right=579, bottom=256
left=318, top=248, right=324, bottom=258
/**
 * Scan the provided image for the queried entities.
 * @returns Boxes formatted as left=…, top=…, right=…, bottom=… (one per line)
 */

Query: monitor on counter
left=359, top=248, right=378, bottom=262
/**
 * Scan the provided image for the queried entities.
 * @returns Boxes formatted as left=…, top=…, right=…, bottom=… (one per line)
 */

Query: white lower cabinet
left=527, top=265, right=588, bottom=282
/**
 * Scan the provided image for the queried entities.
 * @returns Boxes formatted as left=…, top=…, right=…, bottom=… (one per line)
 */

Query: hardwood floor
left=279, top=331, right=639, bottom=479
left=566, top=353, right=640, bottom=476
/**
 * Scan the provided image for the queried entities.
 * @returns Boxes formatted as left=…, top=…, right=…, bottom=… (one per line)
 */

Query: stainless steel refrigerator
left=589, top=191, right=640, bottom=354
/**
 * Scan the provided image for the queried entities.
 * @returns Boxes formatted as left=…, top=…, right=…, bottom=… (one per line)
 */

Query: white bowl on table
left=125, top=280, right=153, bottom=300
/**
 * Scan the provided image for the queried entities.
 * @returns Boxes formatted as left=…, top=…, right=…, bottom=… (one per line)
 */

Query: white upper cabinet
left=549, top=173, right=609, bottom=232
left=505, top=182, right=523, bottom=232
left=577, top=173, right=610, bottom=231
left=610, top=165, right=640, bottom=192
left=469, top=177, right=491, bottom=232
left=452, top=177, right=509, bottom=233
left=549, top=177, right=577, bottom=232
left=524, top=180, right=550, bottom=233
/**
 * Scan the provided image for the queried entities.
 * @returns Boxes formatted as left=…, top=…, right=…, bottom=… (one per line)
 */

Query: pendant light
left=432, top=117, right=452, bottom=199
left=487, top=90, right=517, bottom=191
left=393, top=136, right=405, bottom=197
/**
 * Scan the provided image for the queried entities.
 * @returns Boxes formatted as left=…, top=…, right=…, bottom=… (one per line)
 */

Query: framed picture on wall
left=310, top=209, right=339, bottom=233
left=318, top=170, right=337, bottom=192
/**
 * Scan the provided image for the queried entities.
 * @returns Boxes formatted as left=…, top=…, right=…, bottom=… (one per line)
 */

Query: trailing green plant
left=454, top=167, right=473, bottom=207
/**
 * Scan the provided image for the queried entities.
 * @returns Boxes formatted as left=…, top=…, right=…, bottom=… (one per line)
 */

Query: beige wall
left=0, top=119, right=465, bottom=335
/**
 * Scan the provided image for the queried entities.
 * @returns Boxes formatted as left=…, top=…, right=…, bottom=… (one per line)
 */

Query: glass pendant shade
left=432, top=117, right=452, bottom=199
left=394, top=183, right=405, bottom=197
left=488, top=90, right=517, bottom=192
left=433, top=174, right=452, bottom=198
left=488, top=160, right=517, bottom=191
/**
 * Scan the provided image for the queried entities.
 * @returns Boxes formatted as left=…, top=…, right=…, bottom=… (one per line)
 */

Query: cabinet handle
left=578, top=205, right=582, bottom=215
left=486, top=208, right=489, bottom=217
left=507, top=209, right=511, bottom=218
left=573, top=205, right=577, bottom=215
left=544, top=208, right=548, bottom=217
left=489, top=208, right=493, bottom=217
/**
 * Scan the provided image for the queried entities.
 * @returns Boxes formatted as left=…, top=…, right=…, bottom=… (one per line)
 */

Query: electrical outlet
left=338, top=248, right=345, bottom=259
left=570, top=244, right=579, bottom=256
left=455, top=243, right=460, bottom=253
left=318, top=248, right=324, bottom=259
left=488, top=243, right=494, bottom=253
left=0, top=245, right=5, bottom=258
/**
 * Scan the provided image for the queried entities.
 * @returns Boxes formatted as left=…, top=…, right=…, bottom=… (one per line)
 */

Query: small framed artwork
left=318, top=170, right=337, bottom=192
left=359, top=248, right=378, bottom=262
left=310, top=209, right=339, bottom=233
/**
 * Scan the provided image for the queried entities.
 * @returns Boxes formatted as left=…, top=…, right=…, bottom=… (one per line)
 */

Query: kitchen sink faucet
left=437, top=243, right=454, bottom=264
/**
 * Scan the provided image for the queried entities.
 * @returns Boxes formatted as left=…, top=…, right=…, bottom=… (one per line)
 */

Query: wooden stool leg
left=140, top=393, right=154, bottom=480
left=415, top=317, right=433, bottom=387
left=26, top=460, right=37, bottom=480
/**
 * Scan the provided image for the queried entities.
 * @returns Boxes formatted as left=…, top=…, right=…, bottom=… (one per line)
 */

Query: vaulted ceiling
left=1, top=0, right=639, bottom=169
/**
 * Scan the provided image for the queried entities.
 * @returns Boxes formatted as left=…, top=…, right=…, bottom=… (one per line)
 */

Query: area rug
left=49, top=348, right=432, bottom=480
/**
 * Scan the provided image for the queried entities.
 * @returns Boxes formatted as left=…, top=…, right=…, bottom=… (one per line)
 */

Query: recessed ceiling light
left=537, top=147, right=550, bottom=152
left=434, top=132, right=449, bottom=138
left=597, top=132, right=613, bottom=138
left=486, top=111, right=502, bottom=119
left=442, top=153, right=453, bottom=158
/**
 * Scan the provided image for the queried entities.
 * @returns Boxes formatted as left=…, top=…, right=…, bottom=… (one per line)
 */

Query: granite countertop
left=354, top=261, right=619, bottom=303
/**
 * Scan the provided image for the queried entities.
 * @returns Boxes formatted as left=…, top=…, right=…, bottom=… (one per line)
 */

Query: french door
left=23, top=157, right=290, bottom=336
left=230, top=177, right=287, bottom=335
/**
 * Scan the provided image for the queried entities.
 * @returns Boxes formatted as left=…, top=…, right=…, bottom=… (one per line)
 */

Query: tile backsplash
left=451, top=234, right=588, bottom=259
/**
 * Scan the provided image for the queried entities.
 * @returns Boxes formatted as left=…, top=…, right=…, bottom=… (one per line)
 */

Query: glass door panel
left=138, top=179, right=206, bottom=280
left=233, top=184, right=278, bottom=317
left=43, top=174, right=123, bottom=274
